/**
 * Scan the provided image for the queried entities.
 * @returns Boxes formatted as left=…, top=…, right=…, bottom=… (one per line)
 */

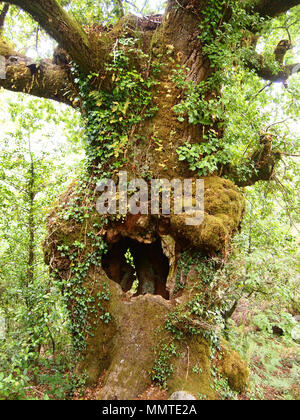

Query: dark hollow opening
left=102, top=238, right=170, bottom=300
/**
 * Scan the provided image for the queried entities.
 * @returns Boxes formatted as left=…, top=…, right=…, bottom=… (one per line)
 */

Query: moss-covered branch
left=4, top=0, right=93, bottom=72
left=253, top=62, right=300, bottom=83
left=224, top=135, right=281, bottom=187
left=0, top=46, right=76, bottom=106
left=246, top=40, right=300, bottom=84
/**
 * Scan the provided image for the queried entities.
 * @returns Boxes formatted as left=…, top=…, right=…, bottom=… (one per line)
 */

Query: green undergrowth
left=227, top=320, right=300, bottom=400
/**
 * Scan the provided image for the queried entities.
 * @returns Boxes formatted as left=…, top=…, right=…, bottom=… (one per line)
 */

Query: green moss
left=218, top=341, right=250, bottom=392
left=0, top=38, right=14, bottom=57
left=170, top=177, right=245, bottom=252
left=168, top=336, right=216, bottom=400
left=98, top=295, right=171, bottom=400
left=109, top=14, right=140, bottom=38
left=77, top=275, right=121, bottom=385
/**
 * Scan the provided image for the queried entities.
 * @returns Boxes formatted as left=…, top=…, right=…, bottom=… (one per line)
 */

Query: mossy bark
left=45, top=176, right=248, bottom=399
left=0, top=38, right=14, bottom=57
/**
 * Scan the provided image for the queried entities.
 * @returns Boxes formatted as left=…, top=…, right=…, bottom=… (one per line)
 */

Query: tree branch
left=4, top=0, right=93, bottom=73
left=246, top=40, right=300, bottom=83
left=0, top=3, right=9, bottom=32
left=0, top=51, right=76, bottom=106
left=251, top=0, right=300, bottom=18
left=224, top=134, right=282, bottom=187
left=252, top=62, right=300, bottom=83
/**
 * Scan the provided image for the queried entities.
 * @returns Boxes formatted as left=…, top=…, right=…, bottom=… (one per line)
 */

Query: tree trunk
left=44, top=9, right=249, bottom=399
left=0, top=0, right=298, bottom=402
left=27, top=159, right=35, bottom=288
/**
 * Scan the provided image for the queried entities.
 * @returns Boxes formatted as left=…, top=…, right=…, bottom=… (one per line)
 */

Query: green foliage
left=174, top=250, right=193, bottom=293
left=219, top=183, right=299, bottom=321
left=59, top=0, right=131, bottom=26
left=252, top=310, right=299, bottom=339
left=55, top=238, right=109, bottom=350
left=73, top=37, right=160, bottom=174
left=151, top=342, right=178, bottom=389
left=218, top=180, right=300, bottom=400
left=173, top=0, right=300, bottom=180
left=0, top=95, right=83, bottom=400
left=177, top=134, right=230, bottom=176
left=210, top=365, right=238, bottom=400
left=124, top=248, right=139, bottom=293
left=227, top=326, right=299, bottom=400
left=172, top=0, right=265, bottom=175
left=168, top=253, right=224, bottom=345
left=152, top=253, right=226, bottom=389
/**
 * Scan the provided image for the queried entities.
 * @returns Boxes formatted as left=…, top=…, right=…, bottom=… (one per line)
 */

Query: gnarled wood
left=246, top=39, right=300, bottom=83
left=254, top=62, right=300, bottom=83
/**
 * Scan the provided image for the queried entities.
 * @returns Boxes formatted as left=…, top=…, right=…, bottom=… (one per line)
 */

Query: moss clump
left=170, top=177, right=245, bottom=252
left=167, top=337, right=249, bottom=399
left=218, top=341, right=250, bottom=392
left=0, top=38, right=14, bottom=57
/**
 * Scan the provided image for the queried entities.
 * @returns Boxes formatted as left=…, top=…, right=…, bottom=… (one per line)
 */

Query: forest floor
left=24, top=339, right=299, bottom=400
left=231, top=299, right=300, bottom=400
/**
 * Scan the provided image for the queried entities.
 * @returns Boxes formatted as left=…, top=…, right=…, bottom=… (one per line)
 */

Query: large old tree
left=0, top=0, right=299, bottom=399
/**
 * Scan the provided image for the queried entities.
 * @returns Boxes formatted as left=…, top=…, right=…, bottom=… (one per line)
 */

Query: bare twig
left=266, top=118, right=290, bottom=131
left=35, top=25, right=40, bottom=54
left=280, top=152, right=300, bottom=157
left=252, top=81, right=273, bottom=99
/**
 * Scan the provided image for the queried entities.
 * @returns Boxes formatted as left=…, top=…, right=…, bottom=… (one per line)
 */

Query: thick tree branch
left=224, top=135, right=281, bottom=187
left=253, top=63, right=300, bottom=83
left=251, top=0, right=300, bottom=18
left=246, top=40, right=300, bottom=83
left=0, top=51, right=76, bottom=106
left=4, top=0, right=93, bottom=73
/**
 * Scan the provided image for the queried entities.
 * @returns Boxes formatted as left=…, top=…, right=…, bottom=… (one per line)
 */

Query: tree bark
left=251, top=0, right=300, bottom=18
left=0, top=49, right=76, bottom=105
left=0, top=3, right=9, bottom=32
left=246, top=40, right=300, bottom=84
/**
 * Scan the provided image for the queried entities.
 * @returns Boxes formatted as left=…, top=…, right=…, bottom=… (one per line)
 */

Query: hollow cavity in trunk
left=102, top=238, right=170, bottom=299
